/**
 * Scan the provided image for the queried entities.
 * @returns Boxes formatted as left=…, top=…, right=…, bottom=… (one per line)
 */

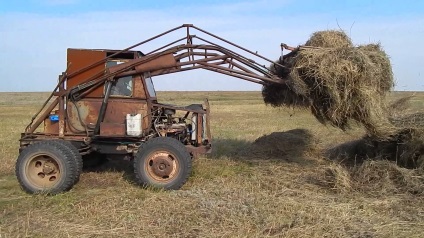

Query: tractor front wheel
left=134, top=137, right=192, bottom=190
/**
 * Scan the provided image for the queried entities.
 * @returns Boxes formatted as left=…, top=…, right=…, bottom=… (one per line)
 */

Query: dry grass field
left=0, top=91, right=423, bottom=237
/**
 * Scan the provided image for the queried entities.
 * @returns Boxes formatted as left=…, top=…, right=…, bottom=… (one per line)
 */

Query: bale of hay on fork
left=264, top=30, right=395, bottom=138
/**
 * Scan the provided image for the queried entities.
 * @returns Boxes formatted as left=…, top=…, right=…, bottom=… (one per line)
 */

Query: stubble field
left=0, top=91, right=423, bottom=237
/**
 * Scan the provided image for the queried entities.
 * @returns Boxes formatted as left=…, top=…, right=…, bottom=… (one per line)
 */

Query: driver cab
left=63, top=48, right=158, bottom=136
left=106, top=60, right=133, bottom=97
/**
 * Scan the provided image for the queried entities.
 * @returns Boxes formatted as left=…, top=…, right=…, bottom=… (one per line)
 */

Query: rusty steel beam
left=191, top=26, right=285, bottom=68
left=174, top=51, right=220, bottom=60
left=116, top=55, right=228, bottom=78
left=58, top=73, right=66, bottom=138
left=71, top=79, right=105, bottom=101
left=25, top=67, right=69, bottom=133
left=93, top=81, right=113, bottom=136
left=115, top=42, right=280, bottom=84
left=69, top=42, right=283, bottom=101
left=201, top=66, right=265, bottom=85
left=150, top=64, right=204, bottom=77
left=175, top=55, right=228, bottom=67
left=65, top=24, right=285, bottom=91
left=145, top=36, right=187, bottom=55
left=170, top=45, right=275, bottom=80
left=204, top=99, right=212, bottom=143
left=192, top=36, right=274, bottom=76
left=196, top=113, right=203, bottom=144
left=223, top=58, right=255, bottom=74
left=27, top=97, right=59, bottom=134
left=199, top=62, right=283, bottom=84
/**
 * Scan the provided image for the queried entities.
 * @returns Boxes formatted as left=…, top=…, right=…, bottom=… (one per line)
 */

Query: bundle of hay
left=263, top=51, right=310, bottom=108
left=313, top=160, right=424, bottom=195
left=326, top=129, right=424, bottom=169
left=261, top=82, right=310, bottom=108
left=326, top=97, right=424, bottom=168
left=352, top=160, right=424, bottom=195
left=240, top=129, right=317, bottom=161
left=305, top=30, right=353, bottom=48
left=264, top=30, right=395, bottom=137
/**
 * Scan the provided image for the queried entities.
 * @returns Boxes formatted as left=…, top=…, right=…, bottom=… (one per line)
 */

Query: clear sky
left=0, top=0, right=423, bottom=92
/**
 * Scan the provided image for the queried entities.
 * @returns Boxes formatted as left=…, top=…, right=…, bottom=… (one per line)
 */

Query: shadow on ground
left=79, top=129, right=320, bottom=187
left=80, top=154, right=135, bottom=188
left=209, top=129, right=320, bottom=165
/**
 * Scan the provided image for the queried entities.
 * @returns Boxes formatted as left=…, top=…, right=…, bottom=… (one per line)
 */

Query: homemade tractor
left=17, top=24, right=288, bottom=194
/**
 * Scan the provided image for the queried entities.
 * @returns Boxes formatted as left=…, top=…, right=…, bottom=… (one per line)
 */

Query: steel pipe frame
left=25, top=24, right=287, bottom=135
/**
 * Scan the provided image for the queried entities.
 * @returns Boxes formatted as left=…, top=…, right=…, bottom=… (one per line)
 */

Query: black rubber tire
left=50, top=140, right=83, bottom=184
left=134, top=137, right=192, bottom=190
left=15, top=141, right=78, bottom=194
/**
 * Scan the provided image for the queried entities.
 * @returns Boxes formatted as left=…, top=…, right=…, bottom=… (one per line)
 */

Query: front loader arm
left=66, top=24, right=288, bottom=100
left=24, top=24, right=289, bottom=135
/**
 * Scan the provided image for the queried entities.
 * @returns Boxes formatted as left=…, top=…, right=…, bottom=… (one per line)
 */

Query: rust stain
left=100, top=122, right=126, bottom=136
left=44, top=118, right=59, bottom=134
left=134, top=53, right=177, bottom=73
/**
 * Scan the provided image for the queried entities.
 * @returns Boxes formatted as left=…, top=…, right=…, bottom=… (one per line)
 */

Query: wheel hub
left=42, top=162, right=56, bottom=174
left=151, top=154, right=174, bottom=177
left=146, top=152, right=178, bottom=181
left=26, top=154, right=60, bottom=187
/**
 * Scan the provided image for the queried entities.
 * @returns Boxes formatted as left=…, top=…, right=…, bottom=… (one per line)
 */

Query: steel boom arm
left=25, top=24, right=288, bottom=133
left=67, top=24, right=287, bottom=100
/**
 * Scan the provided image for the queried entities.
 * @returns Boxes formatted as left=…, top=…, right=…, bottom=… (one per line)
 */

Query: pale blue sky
left=0, top=0, right=423, bottom=91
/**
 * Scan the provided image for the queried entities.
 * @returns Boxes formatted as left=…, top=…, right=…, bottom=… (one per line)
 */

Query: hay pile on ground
left=312, top=160, right=424, bottom=195
left=240, top=129, right=317, bottom=162
left=326, top=132, right=424, bottom=169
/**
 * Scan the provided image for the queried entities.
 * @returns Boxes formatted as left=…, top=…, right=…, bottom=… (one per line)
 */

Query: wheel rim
left=25, top=153, right=61, bottom=189
left=145, top=151, right=179, bottom=182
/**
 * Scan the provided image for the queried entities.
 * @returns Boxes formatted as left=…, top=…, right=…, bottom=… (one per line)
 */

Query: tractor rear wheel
left=15, top=141, right=78, bottom=194
left=134, top=137, right=192, bottom=190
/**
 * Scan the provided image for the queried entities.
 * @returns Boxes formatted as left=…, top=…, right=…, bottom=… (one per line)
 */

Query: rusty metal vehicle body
left=16, top=24, right=287, bottom=194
